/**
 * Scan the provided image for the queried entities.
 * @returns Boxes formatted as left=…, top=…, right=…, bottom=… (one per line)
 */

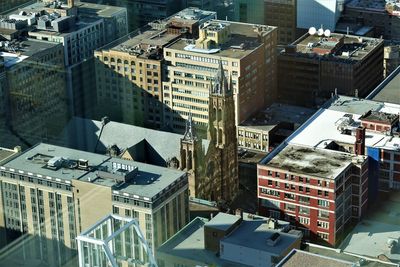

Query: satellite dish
left=308, top=27, right=317, bottom=35
left=318, top=27, right=324, bottom=36
left=324, top=29, right=331, bottom=37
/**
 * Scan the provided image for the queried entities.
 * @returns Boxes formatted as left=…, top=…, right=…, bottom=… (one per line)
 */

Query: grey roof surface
left=371, top=66, right=400, bottom=105
left=157, top=217, right=245, bottom=267
left=2, top=143, right=186, bottom=199
left=59, top=117, right=210, bottom=162
left=221, top=220, right=300, bottom=256
left=278, top=249, right=354, bottom=267
left=0, top=148, right=16, bottom=163
left=204, top=212, right=241, bottom=231
left=75, top=1, right=126, bottom=17
left=327, top=96, right=384, bottom=115
left=267, top=144, right=356, bottom=178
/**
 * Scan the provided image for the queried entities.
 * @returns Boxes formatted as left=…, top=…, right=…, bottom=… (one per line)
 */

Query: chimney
left=67, top=0, right=74, bottom=8
left=355, top=89, right=359, bottom=98
left=235, top=208, right=243, bottom=219
left=354, top=126, right=366, bottom=155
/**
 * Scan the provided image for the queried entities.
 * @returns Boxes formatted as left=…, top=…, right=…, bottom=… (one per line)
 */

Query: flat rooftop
left=277, top=249, right=354, bottom=267
left=204, top=212, right=240, bottom=231
left=307, top=245, right=397, bottom=267
left=221, top=220, right=299, bottom=256
left=266, top=144, right=360, bottom=178
left=340, top=191, right=400, bottom=263
left=0, top=147, right=18, bottom=164
left=166, top=20, right=276, bottom=59
left=347, top=0, right=400, bottom=16
left=2, top=143, right=186, bottom=199
left=110, top=27, right=179, bottom=56
left=0, top=38, right=59, bottom=67
left=288, top=96, right=400, bottom=151
left=291, top=33, right=383, bottom=61
left=239, top=103, right=315, bottom=132
left=74, top=1, right=126, bottom=17
left=370, top=65, right=400, bottom=105
left=157, top=217, right=243, bottom=266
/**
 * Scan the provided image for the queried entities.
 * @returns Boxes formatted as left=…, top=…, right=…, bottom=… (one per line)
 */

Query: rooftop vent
left=47, top=156, right=64, bottom=169
left=267, top=232, right=281, bottom=246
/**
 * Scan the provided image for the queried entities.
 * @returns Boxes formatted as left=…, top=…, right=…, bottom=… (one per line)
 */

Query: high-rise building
left=264, top=0, right=297, bottom=44
left=233, top=0, right=264, bottom=24
left=0, top=38, right=68, bottom=147
left=163, top=20, right=277, bottom=134
left=94, top=8, right=217, bottom=128
left=0, top=143, right=189, bottom=262
left=297, top=0, right=346, bottom=30
left=185, top=0, right=214, bottom=10
left=278, top=32, right=384, bottom=107
left=5, top=1, right=128, bottom=118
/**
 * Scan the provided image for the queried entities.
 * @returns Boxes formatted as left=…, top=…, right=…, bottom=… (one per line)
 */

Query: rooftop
left=0, top=147, right=18, bottom=164
left=285, top=32, right=383, bottom=61
left=239, top=103, right=315, bottom=132
left=340, top=191, right=400, bottom=264
left=59, top=117, right=210, bottom=166
left=2, top=143, right=186, bottom=199
left=266, top=144, right=361, bottom=178
left=74, top=1, right=126, bottom=18
left=157, top=213, right=292, bottom=266
left=221, top=219, right=300, bottom=256
left=0, top=38, right=60, bottom=67
left=277, top=249, right=354, bottom=267
left=109, top=27, right=179, bottom=58
left=166, top=20, right=276, bottom=59
left=204, top=212, right=240, bottom=231
left=369, top=65, right=400, bottom=105
left=359, top=110, right=399, bottom=124
left=347, top=0, right=400, bottom=16
left=157, top=217, right=243, bottom=266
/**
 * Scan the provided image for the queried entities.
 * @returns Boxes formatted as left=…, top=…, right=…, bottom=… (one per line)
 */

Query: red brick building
left=257, top=144, right=368, bottom=247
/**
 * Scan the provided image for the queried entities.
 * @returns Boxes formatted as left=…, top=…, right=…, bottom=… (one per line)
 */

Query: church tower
left=208, top=60, right=236, bottom=148
left=180, top=112, right=199, bottom=196
left=207, top=60, right=238, bottom=202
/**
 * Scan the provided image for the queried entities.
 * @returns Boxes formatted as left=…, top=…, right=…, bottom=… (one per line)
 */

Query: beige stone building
left=0, top=143, right=189, bottom=263
left=163, top=20, right=277, bottom=135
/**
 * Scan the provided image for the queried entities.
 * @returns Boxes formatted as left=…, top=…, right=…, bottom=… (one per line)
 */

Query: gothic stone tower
left=180, top=112, right=199, bottom=197
left=206, top=61, right=239, bottom=202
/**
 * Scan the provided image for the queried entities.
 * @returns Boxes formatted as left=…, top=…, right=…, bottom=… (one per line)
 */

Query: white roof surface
left=0, top=52, right=29, bottom=67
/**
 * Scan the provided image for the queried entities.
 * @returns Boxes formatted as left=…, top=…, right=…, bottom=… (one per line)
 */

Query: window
left=299, top=217, right=309, bottom=225
left=299, top=206, right=309, bottom=215
left=261, top=188, right=280, bottom=197
left=317, top=232, right=329, bottom=241
left=284, top=193, right=295, bottom=200
left=318, top=210, right=329, bottom=219
left=317, top=221, right=329, bottom=229
left=298, top=196, right=310, bottom=204
left=284, top=203, right=296, bottom=212
left=112, top=206, right=119, bottom=214
left=318, top=200, right=329, bottom=208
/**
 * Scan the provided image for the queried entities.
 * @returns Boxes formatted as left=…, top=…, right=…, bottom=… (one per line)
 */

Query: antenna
left=324, top=29, right=331, bottom=37
left=318, top=26, right=324, bottom=36
left=308, top=27, right=317, bottom=35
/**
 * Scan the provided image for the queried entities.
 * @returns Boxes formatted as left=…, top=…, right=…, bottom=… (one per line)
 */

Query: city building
left=185, top=0, right=214, bottom=10
left=83, top=0, right=183, bottom=31
left=258, top=94, right=400, bottom=246
left=163, top=20, right=277, bottom=132
left=264, top=0, right=297, bottom=45
left=61, top=66, right=240, bottom=203
left=0, top=0, right=31, bottom=13
left=0, top=38, right=68, bottom=147
left=343, top=0, right=400, bottom=41
left=258, top=144, right=368, bottom=247
left=76, top=214, right=156, bottom=267
left=278, top=32, right=384, bottom=107
left=384, top=43, right=400, bottom=77
left=237, top=103, right=315, bottom=153
left=0, top=143, right=189, bottom=262
left=297, top=0, right=346, bottom=30
left=233, top=0, right=264, bottom=24
left=7, top=0, right=128, bottom=117
left=157, top=211, right=302, bottom=267
left=94, top=7, right=217, bottom=128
